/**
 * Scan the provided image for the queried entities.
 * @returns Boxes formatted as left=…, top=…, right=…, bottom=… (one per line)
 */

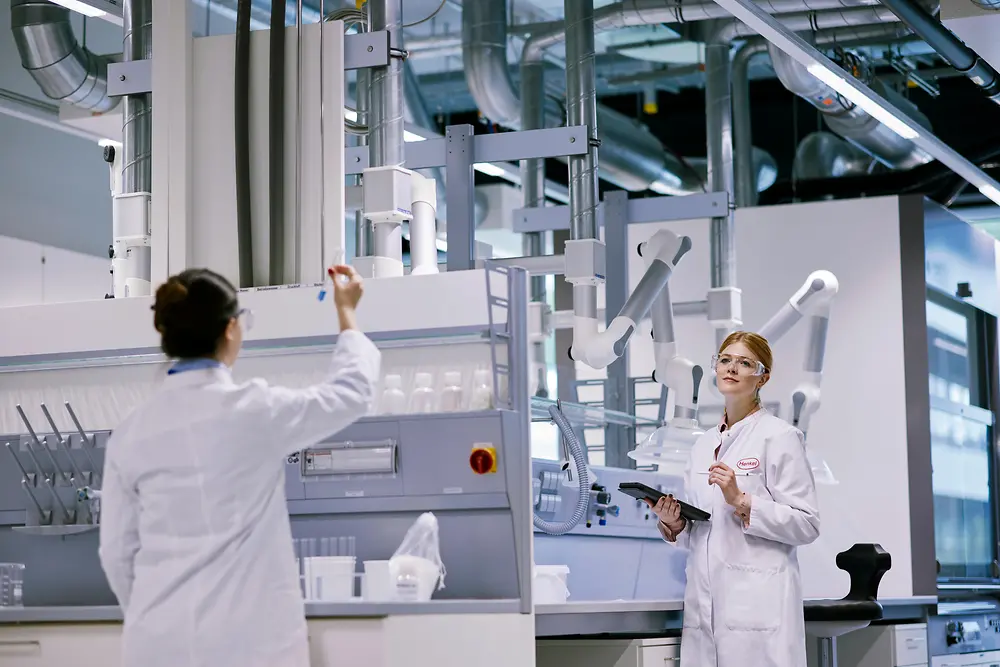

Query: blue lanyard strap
left=167, top=358, right=225, bottom=375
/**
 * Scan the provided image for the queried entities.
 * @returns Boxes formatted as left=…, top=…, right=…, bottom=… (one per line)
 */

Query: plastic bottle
left=409, top=372, right=437, bottom=413
left=439, top=371, right=464, bottom=412
left=380, top=374, right=407, bottom=414
left=469, top=369, right=494, bottom=410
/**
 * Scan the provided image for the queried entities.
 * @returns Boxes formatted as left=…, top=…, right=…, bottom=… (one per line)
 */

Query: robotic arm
left=757, top=270, right=839, bottom=438
left=571, top=229, right=693, bottom=370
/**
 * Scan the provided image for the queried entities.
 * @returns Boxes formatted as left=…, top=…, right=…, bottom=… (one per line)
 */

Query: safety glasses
left=711, top=353, right=766, bottom=377
left=237, top=308, right=254, bottom=333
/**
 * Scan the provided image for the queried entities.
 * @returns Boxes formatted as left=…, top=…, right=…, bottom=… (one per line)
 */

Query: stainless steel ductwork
left=768, top=43, right=933, bottom=170
left=462, top=1, right=699, bottom=195
left=793, top=132, right=873, bottom=179
left=10, top=0, right=118, bottom=113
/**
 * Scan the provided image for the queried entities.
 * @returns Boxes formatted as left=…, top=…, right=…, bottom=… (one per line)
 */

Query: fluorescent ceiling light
left=403, top=131, right=426, bottom=142
left=711, top=0, right=1000, bottom=209
left=805, top=64, right=919, bottom=140
left=474, top=163, right=506, bottom=177
left=49, top=0, right=105, bottom=17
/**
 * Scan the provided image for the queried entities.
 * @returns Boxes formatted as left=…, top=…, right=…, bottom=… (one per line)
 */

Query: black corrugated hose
left=235, top=0, right=254, bottom=287
left=269, top=0, right=286, bottom=285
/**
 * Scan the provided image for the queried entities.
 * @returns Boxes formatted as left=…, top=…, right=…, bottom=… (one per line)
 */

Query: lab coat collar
left=717, top=407, right=767, bottom=438
left=161, top=364, right=234, bottom=388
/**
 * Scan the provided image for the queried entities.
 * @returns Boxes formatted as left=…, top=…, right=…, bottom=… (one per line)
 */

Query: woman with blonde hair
left=648, top=331, right=820, bottom=667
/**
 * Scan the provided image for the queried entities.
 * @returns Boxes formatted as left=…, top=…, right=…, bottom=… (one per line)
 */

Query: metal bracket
left=345, top=125, right=589, bottom=174
left=107, top=60, right=152, bottom=97
left=512, top=192, right=731, bottom=233
left=344, top=30, right=390, bottom=70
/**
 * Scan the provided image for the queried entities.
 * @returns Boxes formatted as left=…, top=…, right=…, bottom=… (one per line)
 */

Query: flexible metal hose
left=534, top=405, right=592, bottom=536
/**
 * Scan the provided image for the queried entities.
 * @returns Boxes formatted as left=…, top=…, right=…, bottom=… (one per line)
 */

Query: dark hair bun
left=153, top=279, right=189, bottom=332
left=151, top=269, right=239, bottom=359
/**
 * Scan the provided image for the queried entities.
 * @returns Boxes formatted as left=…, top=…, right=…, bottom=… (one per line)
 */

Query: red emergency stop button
left=470, top=446, right=498, bottom=475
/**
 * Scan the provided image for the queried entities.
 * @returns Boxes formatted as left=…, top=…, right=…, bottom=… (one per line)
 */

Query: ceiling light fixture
left=48, top=0, right=106, bottom=18
left=711, top=0, right=1000, bottom=208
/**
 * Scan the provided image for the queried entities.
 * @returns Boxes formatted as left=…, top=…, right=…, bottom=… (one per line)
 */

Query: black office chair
left=803, top=543, right=892, bottom=667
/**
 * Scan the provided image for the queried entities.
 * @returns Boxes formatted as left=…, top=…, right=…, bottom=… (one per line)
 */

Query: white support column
left=151, top=0, right=193, bottom=283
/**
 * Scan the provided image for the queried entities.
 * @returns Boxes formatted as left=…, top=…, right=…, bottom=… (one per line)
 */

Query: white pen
left=696, top=471, right=754, bottom=476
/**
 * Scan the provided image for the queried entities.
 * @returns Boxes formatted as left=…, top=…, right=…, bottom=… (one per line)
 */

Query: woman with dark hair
left=98, top=265, right=380, bottom=667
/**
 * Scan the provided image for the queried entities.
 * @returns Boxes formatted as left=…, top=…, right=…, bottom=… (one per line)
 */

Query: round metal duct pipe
left=10, top=0, right=118, bottom=112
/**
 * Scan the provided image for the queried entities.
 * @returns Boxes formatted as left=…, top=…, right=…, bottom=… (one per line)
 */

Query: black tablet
left=618, top=482, right=712, bottom=522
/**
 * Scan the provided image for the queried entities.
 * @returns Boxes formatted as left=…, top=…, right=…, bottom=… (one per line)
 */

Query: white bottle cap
left=414, top=372, right=433, bottom=388
left=384, top=374, right=402, bottom=390
left=443, top=371, right=462, bottom=386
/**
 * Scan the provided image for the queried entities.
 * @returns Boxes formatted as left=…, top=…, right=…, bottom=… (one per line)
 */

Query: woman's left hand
left=708, top=462, right=742, bottom=505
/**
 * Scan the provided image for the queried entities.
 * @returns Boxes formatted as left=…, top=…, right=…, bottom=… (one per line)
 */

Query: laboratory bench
left=0, top=595, right=936, bottom=631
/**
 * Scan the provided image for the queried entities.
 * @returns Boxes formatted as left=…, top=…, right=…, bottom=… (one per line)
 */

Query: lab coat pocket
left=721, top=563, right=785, bottom=632
left=739, top=471, right=770, bottom=499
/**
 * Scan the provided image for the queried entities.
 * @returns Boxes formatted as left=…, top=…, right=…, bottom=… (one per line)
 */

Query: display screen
left=927, top=294, right=997, bottom=581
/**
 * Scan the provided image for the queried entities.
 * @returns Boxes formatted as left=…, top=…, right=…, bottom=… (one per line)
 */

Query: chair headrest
left=836, top=543, right=892, bottom=602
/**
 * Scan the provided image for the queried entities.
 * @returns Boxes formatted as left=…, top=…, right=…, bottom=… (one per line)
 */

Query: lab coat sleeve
left=659, top=456, right=693, bottom=549
left=257, top=329, right=382, bottom=455
left=743, top=428, right=820, bottom=546
left=98, top=455, right=141, bottom=612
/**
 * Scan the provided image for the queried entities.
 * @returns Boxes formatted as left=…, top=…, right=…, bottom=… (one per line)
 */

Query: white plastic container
left=439, top=371, right=464, bottom=412
left=389, top=555, right=441, bottom=602
left=363, top=560, right=393, bottom=601
left=306, top=556, right=356, bottom=601
left=469, top=369, right=494, bottom=410
left=533, top=564, right=570, bottom=605
left=380, top=374, right=407, bottom=414
left=409, top=372, right=437, bottom=413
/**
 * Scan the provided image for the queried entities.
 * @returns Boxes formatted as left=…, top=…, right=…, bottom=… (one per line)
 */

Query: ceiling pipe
left=10, top=0, right=119, bottom=113
left=768, top=41, right=933, bottom=169
left=705, top=22, right=737, bottom=304
left=793, top=131, right=874, bottom=179
left=878, top=0, right=1000, bottom=105
left=734, top=23, right=915, bottom=204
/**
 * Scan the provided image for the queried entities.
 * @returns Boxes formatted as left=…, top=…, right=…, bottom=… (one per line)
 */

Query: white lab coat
left=98, top=330, right=381, bottom=667
left=660, top=410, right=820, bottom=667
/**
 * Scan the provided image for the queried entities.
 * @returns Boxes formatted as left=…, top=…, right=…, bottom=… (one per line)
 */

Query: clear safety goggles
left=237, top=308, right=254, bottom=333
left=712, top=353, right=767, bottom=377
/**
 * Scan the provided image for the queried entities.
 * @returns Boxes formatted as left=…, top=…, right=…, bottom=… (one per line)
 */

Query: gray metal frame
left=512, top=192, right=730, bottom=234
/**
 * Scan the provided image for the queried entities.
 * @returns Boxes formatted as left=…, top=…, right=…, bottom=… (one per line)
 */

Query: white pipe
left=409, top=174, right=439, bottom=276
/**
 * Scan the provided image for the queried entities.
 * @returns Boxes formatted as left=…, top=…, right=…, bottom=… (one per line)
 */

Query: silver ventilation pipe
left=368, top=0, right=405, bottom=272
left=122, top=0, right=152, bottom=194
left=733, top=23, right=913, bottom=202
left=564, top=0, right=602, bottom=364
left=521, top=41, right=549, bottom=397
left=793, top=132, right=873, bottom=179
left=10, top=0, right=118, bottom=113
left=463, top=0, right=892, bottom=196
left=705, top=24, right=737, bottom=319
left=463, top=1, right=702, bottom=195
left=768, top=41, right=933, bottom=169
left=733, top=41, right=769, bottom=207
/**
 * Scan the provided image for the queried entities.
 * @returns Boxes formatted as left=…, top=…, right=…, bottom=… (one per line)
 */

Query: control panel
left=930, top=609, right=1000, bottom=664
left=531, top=459, right=684, bottom=538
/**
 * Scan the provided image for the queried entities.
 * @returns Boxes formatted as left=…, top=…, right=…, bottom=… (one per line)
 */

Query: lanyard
left=167, top=358, right=225, bottom=375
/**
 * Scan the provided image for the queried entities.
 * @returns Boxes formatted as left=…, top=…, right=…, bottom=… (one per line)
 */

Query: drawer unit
left=810, top=624, right=929, bottom=667
left=0, top=624, right=122, bottom=667
left=537, top=638, right=681, bottom=667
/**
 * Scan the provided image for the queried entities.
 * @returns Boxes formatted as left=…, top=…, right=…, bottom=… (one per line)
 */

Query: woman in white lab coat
left=98, top=265, right=381, bottom=667
left=648, top=331, right=820, bottom=667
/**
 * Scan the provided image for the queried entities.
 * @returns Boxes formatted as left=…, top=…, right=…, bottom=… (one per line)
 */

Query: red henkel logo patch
left=737, top=457, right=760, bottom=471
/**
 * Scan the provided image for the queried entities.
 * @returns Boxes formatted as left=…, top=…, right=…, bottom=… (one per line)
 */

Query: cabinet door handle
left=0, top=639, right=41, bottom=654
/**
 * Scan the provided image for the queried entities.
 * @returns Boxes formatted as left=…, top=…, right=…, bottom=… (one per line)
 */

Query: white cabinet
left=810, top=623, right=929, bottom=667
left=0, top=623, right=122, bottom=667
left=537, top=638, right=681, bottom=667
